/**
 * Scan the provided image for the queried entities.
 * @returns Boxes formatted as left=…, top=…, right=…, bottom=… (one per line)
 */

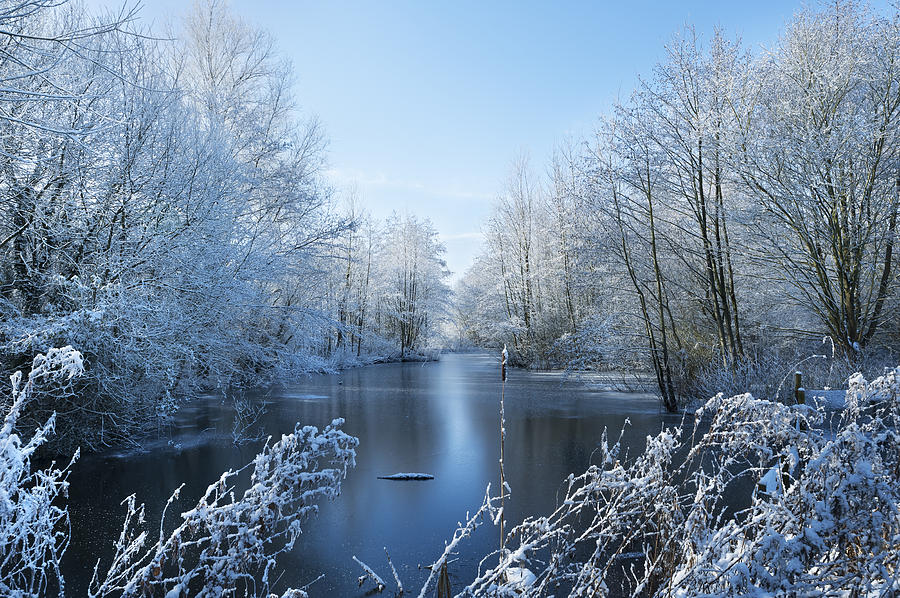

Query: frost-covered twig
left=231, top=391, right=268, bottom=445
left=385, top=548, right=403, bottom=594
left=353, top=555, right=386, bottom=592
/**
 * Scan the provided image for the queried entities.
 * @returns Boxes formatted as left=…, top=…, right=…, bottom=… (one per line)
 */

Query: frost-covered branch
left=353, top=555, right=386, bottom=593
left=88, top=419, right=358, bottom=598
left=384, top=548, right=403, bottom=594
left=0, top=346, right=84, bottom=597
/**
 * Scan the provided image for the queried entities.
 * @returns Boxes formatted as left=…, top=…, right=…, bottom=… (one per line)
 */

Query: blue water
left=64, top=353, right=674, bottom=596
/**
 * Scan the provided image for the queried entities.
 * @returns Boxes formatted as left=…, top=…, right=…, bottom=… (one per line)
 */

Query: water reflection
left=64, top=353, right=675, bottom=596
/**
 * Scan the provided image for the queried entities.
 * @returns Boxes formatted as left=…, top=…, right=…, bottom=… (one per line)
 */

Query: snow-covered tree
left=459, top=2, right=900, bottom=402
left=740, top=3, right=900, bottom=357
left=375, top=213, right=450, bottom=356
left=0, top=0, right=347, bottom=449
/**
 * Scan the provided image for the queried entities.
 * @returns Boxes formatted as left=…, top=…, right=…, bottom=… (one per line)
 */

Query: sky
left=86, top=0, right=881, bottom=281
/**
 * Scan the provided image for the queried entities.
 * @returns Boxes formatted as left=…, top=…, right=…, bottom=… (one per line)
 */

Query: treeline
left=0, top=0, right=448, bottom=450
left=321, top=205, right=450, bottom=361
left=456, top=2, right=900, bottom=409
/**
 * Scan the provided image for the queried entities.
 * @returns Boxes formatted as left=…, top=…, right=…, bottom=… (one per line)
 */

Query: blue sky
left=90, top=1, right=876, bottom=279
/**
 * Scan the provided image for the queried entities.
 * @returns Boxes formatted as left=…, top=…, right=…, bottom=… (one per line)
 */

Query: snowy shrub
left=0, top=345, right=359, bottom=597
left=88, top=419, right=358, bottom=598
left=0, top=346, right=84, bottom=597
left=424, top=367, right=900, bottom=597
left=667, top=371, right=900, bottom=596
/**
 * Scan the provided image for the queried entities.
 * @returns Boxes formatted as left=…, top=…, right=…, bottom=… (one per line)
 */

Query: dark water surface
left=64, top=353, right=676, bottom=596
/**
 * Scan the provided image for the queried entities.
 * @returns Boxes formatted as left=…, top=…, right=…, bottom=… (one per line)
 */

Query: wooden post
left=436, top=561, right=451, bottom=598
left=793, top=371, right=805, bottom=404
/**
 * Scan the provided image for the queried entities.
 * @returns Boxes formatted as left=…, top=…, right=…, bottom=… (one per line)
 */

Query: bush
left=422, top=366, right=900, bottom=596
left=0, top=347, right=358, bottom=598
left=0, top=347, right=84, bottom=597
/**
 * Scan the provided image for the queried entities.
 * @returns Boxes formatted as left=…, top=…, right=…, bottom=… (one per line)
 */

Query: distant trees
left=321, top=208, right=450, bottom=360
left=488, top=156, right=540, bottom=362
left=461, top=155, right=591, bottom=367
left=457, top=1, right=900, bottom=409
left=377, top=213, right=450, bottom=356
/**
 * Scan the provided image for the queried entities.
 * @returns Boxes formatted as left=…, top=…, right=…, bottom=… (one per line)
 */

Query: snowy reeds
left=415, top=487, right=500, bottom=598
left=417, top=366, right=900, bottom=596
left=88, top=420, right=358, bottom=597
left=498, top=344, right=509, bottom=565
left=0, top=347, right=84, bottom=597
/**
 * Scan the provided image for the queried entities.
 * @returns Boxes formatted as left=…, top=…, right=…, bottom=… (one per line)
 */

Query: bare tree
left=740, top=3, right=900, bottom=357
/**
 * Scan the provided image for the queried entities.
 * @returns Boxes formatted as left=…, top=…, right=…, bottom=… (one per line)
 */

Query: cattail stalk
left=499, top=345, right=508, bottom=563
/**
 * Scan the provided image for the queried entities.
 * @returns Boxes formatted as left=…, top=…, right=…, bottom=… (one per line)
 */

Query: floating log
left=377, top=473, right=434, bottom=480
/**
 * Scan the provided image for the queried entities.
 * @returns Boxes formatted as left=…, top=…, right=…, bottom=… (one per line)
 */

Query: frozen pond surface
left=64, top=353, right=678, bottom=596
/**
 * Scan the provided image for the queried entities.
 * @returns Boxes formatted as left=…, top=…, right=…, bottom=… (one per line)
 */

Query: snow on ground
left=806, top=389, right=848, bottom=409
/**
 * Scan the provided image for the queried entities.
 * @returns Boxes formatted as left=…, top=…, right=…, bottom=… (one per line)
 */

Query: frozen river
left=64, top=353, right=678, bottom=596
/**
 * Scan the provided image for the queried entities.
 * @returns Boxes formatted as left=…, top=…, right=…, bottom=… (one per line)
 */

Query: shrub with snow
left=88, top=419, right=358, bottom=598
left=424, top=367, right=900, bottom=597
left=0, top=347, right=358, bottom=598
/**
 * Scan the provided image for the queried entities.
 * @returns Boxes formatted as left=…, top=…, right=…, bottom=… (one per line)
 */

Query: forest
left=2, top=0, right=900, bottom=596
left=0, top=0, right=451, bottom=450
left=455, top=1, right=900, bottom=410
